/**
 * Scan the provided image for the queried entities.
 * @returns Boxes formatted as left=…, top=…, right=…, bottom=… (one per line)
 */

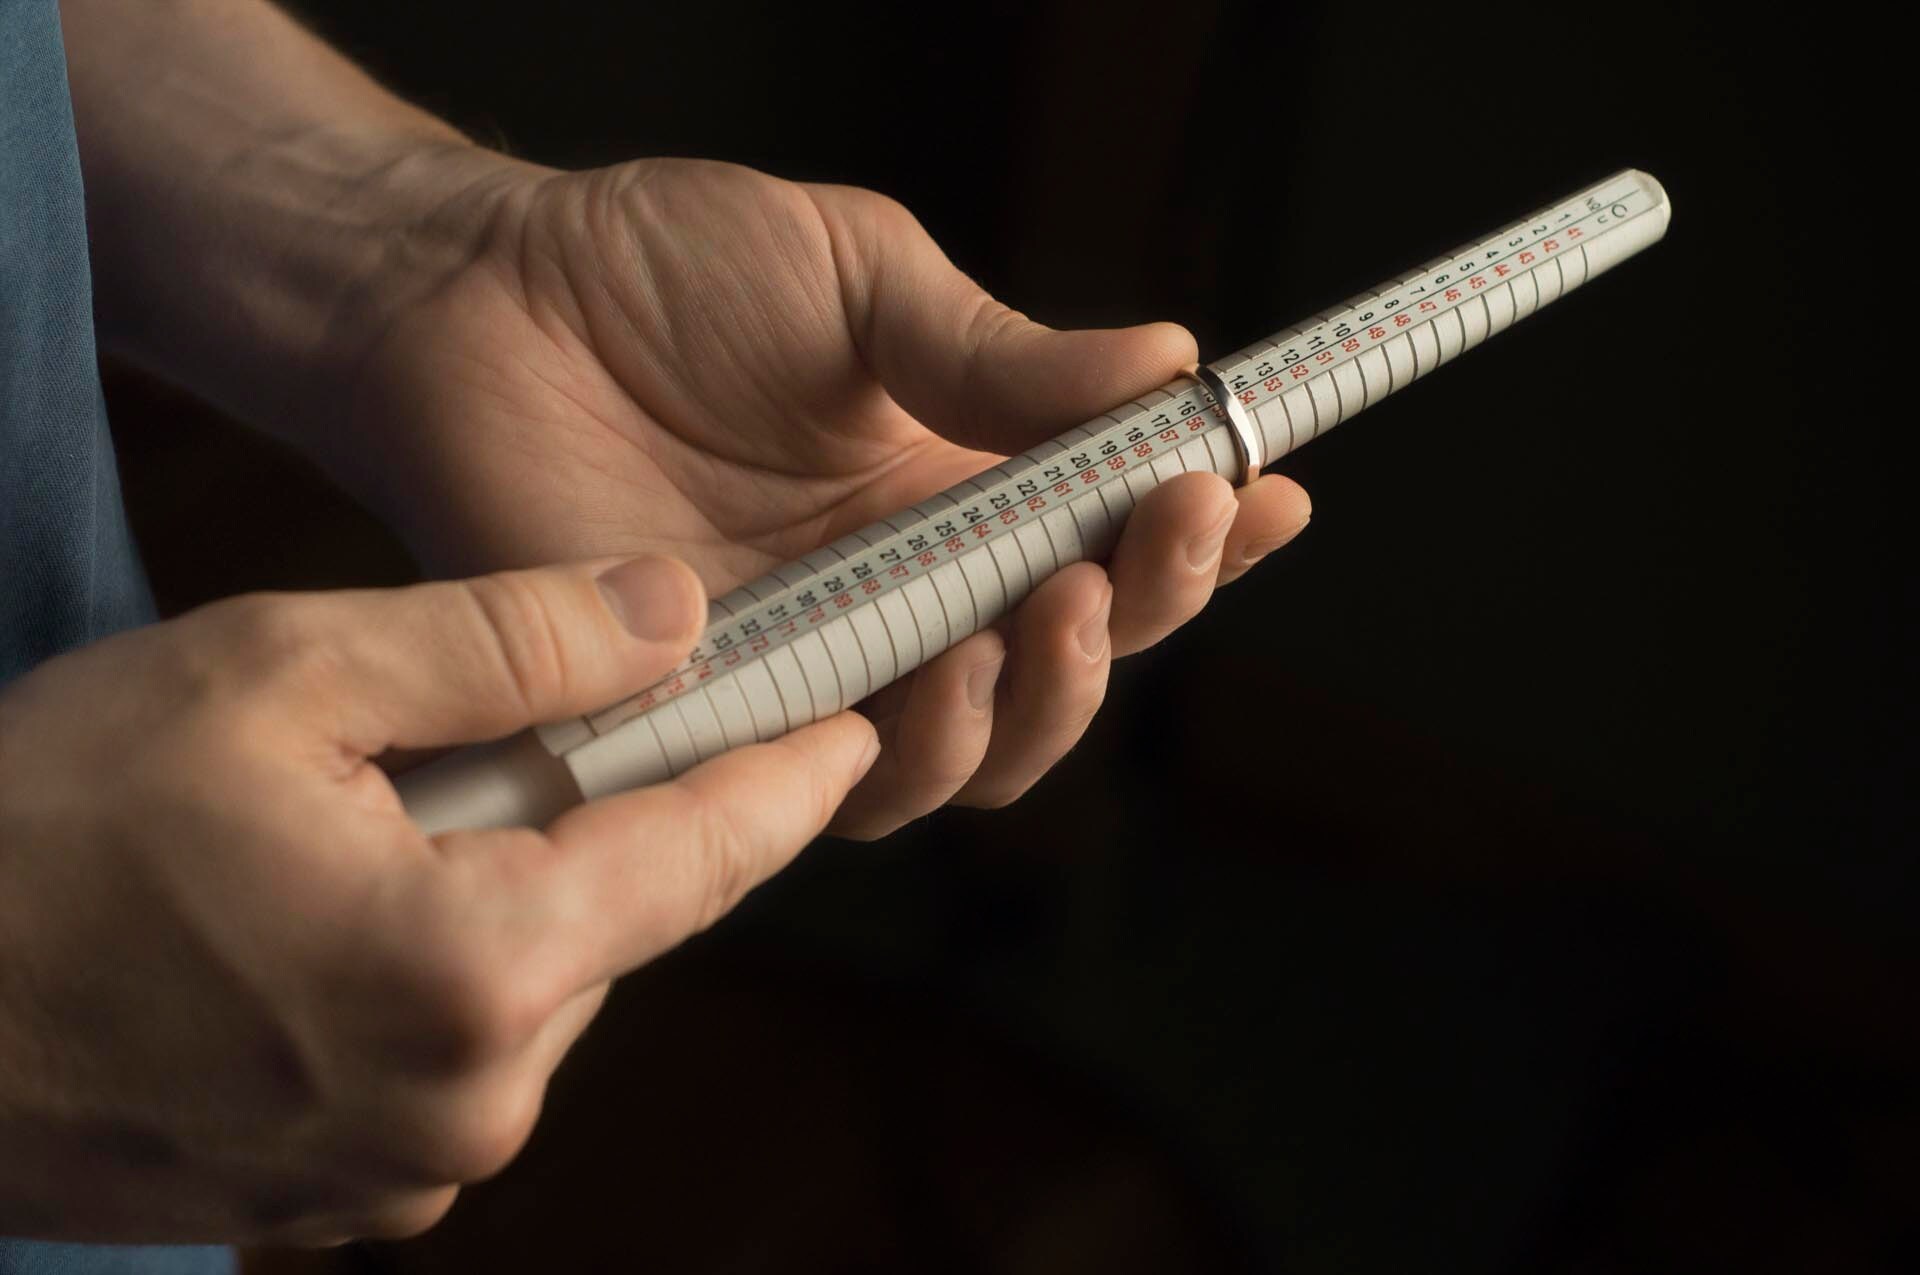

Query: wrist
left=61, top=0, right=546, bottom=449
left=91, top=126, right=535, bottom=439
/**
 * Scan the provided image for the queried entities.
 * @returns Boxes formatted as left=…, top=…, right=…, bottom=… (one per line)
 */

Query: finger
left=952, top=563, right=1112, bottom=810
left=827, top=628, right=1004, bottom=840
left=1214, top=473, right=1313, bottom=587
left=274, top=554, right=706, bottom=753
left=400, top=981, right=608, bottom=1183
left=342, top=1186, right=462, bottom=1243
left=812, top=185, right=1196, bottom=454
left=1105, top=471, right=1240, bottom=658
left=268, top=1185, right=460, bottom=1247
left=519, top=981, right=610, bottom=1080
left=485, top=711, right=880, bottom=987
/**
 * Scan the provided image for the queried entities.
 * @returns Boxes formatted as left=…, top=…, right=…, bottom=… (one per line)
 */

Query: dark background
left=108, top=3, right=1905, bottom=1272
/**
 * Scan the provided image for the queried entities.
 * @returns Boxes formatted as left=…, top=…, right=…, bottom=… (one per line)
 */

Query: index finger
left=445, top=711, right=879, bottom=994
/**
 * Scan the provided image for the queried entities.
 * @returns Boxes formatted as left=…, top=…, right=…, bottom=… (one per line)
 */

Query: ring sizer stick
left=398, top=169, right=1671, bottom=835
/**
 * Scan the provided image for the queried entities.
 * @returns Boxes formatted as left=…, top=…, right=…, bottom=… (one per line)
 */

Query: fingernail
left=1240, top=515, right=1312, bottom=564
left=1077, top=585, right=1113, bottom=661
left=855, top=732, right=882, bottom=781
left=1186, top=505, right=1235, bottom=570
left=966, top=655, right=1004, bottom=712
left=596, top=556, right=699, bottom=642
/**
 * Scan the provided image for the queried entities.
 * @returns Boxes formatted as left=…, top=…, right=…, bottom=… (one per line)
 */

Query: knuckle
left=955, top=298, right=1033, bottom=438
left=686, top=796, right=758, bottom=933
left=201, top=593, right=338, bottom=696
left=427, top=1089, right=542, bottom=1184
left=929, top=755, right=982, bottom=796
left=904, top=728, right=984, bottom=795
left=838, top=184, right=917, bottom=234
left=920, top=756, right=981, bottom=800
left=458, top=573, right=576, bottom=720
left=959, top=291, right=1026, bottom=362
left=209, top=592, right=301, bottom=655
left=775, top=737, right=854, bottom=832
left=401, top=936, right=545, bottom=1070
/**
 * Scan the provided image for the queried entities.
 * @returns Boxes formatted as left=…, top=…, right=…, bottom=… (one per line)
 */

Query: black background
left=110, top=3, right=1906, bottom=1272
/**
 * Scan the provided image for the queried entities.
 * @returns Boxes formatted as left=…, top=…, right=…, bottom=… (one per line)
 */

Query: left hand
left=310, top=153, right=1312, bottom=837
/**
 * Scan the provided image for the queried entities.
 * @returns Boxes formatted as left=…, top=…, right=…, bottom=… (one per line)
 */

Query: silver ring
left=1186, top=365, right=1261, bottom=487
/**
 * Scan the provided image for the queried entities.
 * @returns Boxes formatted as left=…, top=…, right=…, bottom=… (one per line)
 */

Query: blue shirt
left=0, top=0, right=151, bottom=684
left=2, top=1, right=233, bottom=1270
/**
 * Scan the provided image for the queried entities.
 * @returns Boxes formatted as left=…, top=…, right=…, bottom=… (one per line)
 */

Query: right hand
left=0, top=555, right=878, bottom=1244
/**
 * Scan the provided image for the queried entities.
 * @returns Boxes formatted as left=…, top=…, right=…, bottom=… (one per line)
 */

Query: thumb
left=309, top=554, right=706, bottom=752
left=818, top=185, right=1198, bottom=454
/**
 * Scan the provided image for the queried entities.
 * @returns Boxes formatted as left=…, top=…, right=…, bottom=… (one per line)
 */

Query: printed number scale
left=399, top=169, right=1671, bottom=834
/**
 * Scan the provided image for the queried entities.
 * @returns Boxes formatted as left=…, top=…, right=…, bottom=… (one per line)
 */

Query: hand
left=315, top=155, right=1312, bottom=836
left=62, top=0, right=1308, bottom=834
left=0, top=555, right=877, bottom=1243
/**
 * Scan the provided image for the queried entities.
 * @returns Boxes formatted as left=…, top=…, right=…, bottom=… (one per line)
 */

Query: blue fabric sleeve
left=2, top=0, right=229, bottom=1270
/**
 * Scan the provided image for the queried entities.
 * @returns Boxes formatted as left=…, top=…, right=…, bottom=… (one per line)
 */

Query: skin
left=316, top=153, right=1314, bottom=829
left=0, top=0, right=1312, bottom=1242
left=0, top=554, right=879, bottom=1242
